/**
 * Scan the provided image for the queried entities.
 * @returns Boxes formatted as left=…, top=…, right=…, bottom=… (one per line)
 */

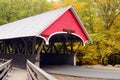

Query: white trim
left=47, top=32, right=85, bottom=45
left=37, top=33, right=87, bottom=46
left=47, top=32, right=66, bottom=42
left=36, top=36, right=49, bottom=44
left=70, top=7, right=92, bottom=42
left=71, top=33, right=86, bottom=46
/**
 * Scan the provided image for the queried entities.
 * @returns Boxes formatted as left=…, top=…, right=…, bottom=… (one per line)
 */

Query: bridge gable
left=40, top=9, right=89, bottom=44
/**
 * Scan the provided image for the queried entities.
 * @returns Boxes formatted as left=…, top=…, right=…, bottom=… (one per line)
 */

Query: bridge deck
left=8, top=67, right=27, bottom=80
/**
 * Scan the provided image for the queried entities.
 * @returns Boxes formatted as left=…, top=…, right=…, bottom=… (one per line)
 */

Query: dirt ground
left=51, top=74, right=105, bottom=80
left=7, top=67, right=27, bottom=80
left=7, top=64, right=119, bottom=80
left=81, top=64, right=120, bottom=70
left=52, top=64, right=120, bottom=80
left=7, top=67, right=105, bottom=80
left=51, top=64, right=120, bottom=80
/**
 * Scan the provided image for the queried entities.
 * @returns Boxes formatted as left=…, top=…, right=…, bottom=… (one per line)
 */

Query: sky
left=47, top=0, right=60, bottom=2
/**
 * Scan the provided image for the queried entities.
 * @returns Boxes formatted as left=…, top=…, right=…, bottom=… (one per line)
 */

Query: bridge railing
left=26, top=60, right=57, bottom=80
left=0, top=59, right=12, bottom=80
left=0, top=59, right=8, bottom=64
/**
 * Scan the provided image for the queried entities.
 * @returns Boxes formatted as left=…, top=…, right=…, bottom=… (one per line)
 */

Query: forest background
left=0, top=0, right=120, bottom=65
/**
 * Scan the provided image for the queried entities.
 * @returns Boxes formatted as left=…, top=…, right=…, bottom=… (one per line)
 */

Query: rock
left=106, top=65, right=113, bottom=68
left=114, top=64, right=120, bottom=68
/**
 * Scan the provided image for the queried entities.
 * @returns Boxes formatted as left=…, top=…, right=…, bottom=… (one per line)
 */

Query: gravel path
left=51, top=74, right=105, bottom=80
left=42, top=65, right=120, bottom=79
left=8, top=67, right=27, bottom=80
left=6, top=65, right=120, bottom=80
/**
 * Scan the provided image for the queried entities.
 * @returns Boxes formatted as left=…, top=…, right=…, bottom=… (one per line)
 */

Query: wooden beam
left=63, top=29, right=75, bottom=34
left=56, top=43, right=64, bottom=53
left=52, top=43, right=58, bottom=53
left=63, top=34, right=69, bottom=42
left=3, top=40, right=7, bottom=54
left=70, top=41, right=73, bottom=54
left=43, top=45, right=48, bottom=53
left=56, top=35, right=63, bottom=42
left=32, top=37, right=36, bottom=54
left=74, top=42, right=82, bottom=66
left=35, top=40, right=44, bottom=66
left=50, top=43, right=53, bottom=53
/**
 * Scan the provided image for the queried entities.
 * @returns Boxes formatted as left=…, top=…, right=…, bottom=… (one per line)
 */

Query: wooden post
left=70, top=41, right=73, bottom=54
left=35, top=40, right=44, bottom=67
left=74, top=42, right=81, bottom=66
left=74, top=53, right=77, bottom=66
left=3, top=40, right=7, bottom=54
left=32, top=37, right=36, bottom=54
left=63, top=42, right=66, bottom=54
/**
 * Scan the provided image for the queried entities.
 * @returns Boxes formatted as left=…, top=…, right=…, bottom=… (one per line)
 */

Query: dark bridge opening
left=0, top=37, right=42, bottom=68
left=40, top=33, right=83, bottom=66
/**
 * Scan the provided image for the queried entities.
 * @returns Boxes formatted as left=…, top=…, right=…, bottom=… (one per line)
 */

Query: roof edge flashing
left=69, top=6, right=92, bottom=42
left=47, top=32, right=85, bottom=45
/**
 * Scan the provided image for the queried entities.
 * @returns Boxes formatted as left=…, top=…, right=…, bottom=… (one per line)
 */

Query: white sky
left=47, top=0, right=60, bottom=2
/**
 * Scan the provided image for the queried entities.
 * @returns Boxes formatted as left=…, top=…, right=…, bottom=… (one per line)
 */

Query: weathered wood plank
left=27, top=60, right=57, bottom=80
left=0, top=59, right=12, bottom=80
left=27, top=65, right=37, bottom=80
left=35, top=40, right=44, bottom=66
left=0, top=59, right=12, bottom=71
left=27, top=69, right=33, bottom=80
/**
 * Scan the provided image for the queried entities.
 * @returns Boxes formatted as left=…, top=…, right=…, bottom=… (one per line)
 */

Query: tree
left=0, top=0, right=9, bottom=25
left=0, top=0, right=52, bottom=25
left=95, top=0, right=120, bottom=30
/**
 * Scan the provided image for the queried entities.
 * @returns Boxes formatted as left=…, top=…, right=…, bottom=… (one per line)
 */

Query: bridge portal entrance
left=40, top=33, right=83, bottom=66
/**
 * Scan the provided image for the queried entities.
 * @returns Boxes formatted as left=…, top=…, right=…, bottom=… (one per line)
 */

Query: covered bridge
left=0, top=6, right=91, bottom=68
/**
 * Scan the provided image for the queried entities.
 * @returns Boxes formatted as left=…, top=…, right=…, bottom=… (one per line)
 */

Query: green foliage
left=0, top=0, right=51, bottom=25
left=95, top=0, right=120, bottom=30
left=77, top=31, right=120, bottom=65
